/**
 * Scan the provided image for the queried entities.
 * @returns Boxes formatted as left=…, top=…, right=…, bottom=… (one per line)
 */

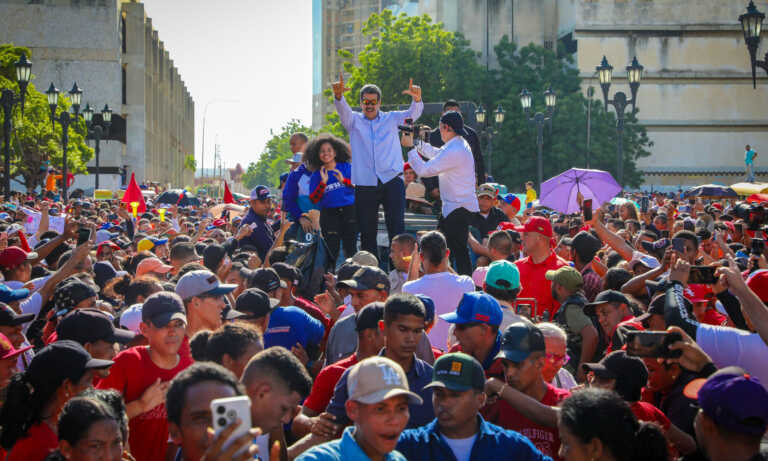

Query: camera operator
left=428, top=100, right=485, bottom=187
left=402, top=111, right=478, bottom=275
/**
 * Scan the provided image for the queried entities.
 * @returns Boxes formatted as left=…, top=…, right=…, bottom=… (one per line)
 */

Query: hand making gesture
left=332, top=71, right=350, bottom=101
left=329, top=168, right=344, bottom=183
left=319, top=167, right=329, bottom=184
left=401, top=78, right=422, bottom=102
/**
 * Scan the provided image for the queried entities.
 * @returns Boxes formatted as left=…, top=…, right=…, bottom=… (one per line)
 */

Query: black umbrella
left=155, top=189, right=201, bottom=207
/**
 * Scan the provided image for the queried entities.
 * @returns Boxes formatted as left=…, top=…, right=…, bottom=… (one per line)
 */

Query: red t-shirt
left=294, top=297, right=330, bottom=331
left=700, top=308, right=728, bottom=326
left=630, top=401, right=671, bottom=430
left=6, top=422, right=57, bottom=461
left=303, top=353, right=358, bottom=413
left=492, top=383, right=570, bottom=460
left=515, top=252, right=568, bottom=317
left=97, top=346, right=193, bottom=461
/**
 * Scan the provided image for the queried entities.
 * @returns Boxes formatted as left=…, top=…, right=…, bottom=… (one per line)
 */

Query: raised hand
left=330, top=168, right=344, bottom=183
left=319, top=167, right=329, bottom=184
left=401, top=78, right=422, bottom=102
left=332, top=71, right=350, bottom=100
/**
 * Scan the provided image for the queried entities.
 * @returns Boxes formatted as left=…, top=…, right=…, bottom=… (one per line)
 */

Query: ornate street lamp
left=521, top=87, right=557, bottom=190
left=596, top=55, right=642, bottom=185
left=83, top=103, right=112, bottom=189
left=47, top=82, right=84, bottom=200
left=739, top=1, right=767, bottom=88
left=0, top=54, right=32, bottom=196
left=474, top=102, right=505, bottom=177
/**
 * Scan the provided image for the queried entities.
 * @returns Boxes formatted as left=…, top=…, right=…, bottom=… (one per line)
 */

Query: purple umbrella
left=540, top=168, right=621, bottom=214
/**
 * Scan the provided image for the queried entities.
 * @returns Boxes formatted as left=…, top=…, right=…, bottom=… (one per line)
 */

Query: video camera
left=398, top=118, right=431, bottom=143
left=732, top=202, right=766, bottom=230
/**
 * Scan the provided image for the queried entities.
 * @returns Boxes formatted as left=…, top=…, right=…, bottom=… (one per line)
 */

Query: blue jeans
left=747, top=163, right=755, bottom=182
left=355, top=177, right=405, bottom=256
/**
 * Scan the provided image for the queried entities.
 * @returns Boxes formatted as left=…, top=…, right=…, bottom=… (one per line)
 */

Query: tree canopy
left=241, top=120, right=317, bottom=190
left=0, top=44, right=93, bottom=192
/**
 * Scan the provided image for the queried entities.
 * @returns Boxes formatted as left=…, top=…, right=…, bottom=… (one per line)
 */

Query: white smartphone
left=210, top=395, right=252, bottom=457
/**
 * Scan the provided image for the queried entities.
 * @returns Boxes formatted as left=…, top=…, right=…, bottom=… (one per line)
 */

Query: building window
left=121, top=16, right=127, bottom=53
left=343, top=22, right=354, bottom=33
left=122, top=66, right=127, bottom=104
left=544, top=40, right=554, bottom=50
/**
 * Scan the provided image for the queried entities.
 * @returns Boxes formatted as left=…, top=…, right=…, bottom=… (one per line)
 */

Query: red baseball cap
left=97, top=241, right=120, bottom=256
left=0, top=332, right=31, bottom=360
left=747, top=271, right=768, bottom=303
left=515, top=216, right=553, bottom=238
left=0, top=247, right=37, bottom=270
left=684, top=284, right=714, bottom=304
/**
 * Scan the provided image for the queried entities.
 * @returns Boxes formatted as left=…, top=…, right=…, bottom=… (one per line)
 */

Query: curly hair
left=303, top=134, right=352, bottom=171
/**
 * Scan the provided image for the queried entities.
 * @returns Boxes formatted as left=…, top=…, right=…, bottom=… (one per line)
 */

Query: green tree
left=323, top=10, right=485, bottom=135
left=322, top=11, right=652, bottom=189
left=0, top=44, right=93, bottom=192
left=485, top=38, right=652, bottom=189
left=184, top=154, right=196, bottom=172
left=241, top=120, right=317, bottom=190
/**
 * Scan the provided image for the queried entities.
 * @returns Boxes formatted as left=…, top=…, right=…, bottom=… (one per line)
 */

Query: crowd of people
left=0, top=77, right=764, bottom=461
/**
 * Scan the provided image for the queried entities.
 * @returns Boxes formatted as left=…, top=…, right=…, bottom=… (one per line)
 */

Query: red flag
left=223, top=181, right=235, bottom=204
left=120, top=172, right=146, bottom=213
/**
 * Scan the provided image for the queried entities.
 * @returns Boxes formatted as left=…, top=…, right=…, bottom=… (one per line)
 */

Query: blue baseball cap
left=414, top=294, right=435, bottom=325
left=0, top=285, right=30, bottom=304
left=496, top=322, right=546, bottom=363
left=439, top=292, right=502, bottom=326
left=250, top=185, right=273, bottom=201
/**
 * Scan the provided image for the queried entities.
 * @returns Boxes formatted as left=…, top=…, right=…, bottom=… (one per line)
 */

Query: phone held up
left=210, top=396, right=255, bottom=458
left=625, top=331, right=683, bottom=358
left=582, top=199, right=593, bottom=222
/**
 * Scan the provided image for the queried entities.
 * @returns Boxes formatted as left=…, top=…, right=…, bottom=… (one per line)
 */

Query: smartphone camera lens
left=217, top=417, right=227, bottom=427
left=227, top=410, right=237, bottom=419
left=216, top=406, right=226, bottom=415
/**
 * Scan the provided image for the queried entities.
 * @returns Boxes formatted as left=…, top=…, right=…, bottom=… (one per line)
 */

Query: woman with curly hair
left=307, top=135, right=357, bottom=260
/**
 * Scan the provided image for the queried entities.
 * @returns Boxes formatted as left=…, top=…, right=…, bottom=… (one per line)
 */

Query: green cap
left=545, top=266, right=583, bottom=292
left=485, top=260, right=521, bottom=290
left=423, top=352, right=486, bottom=392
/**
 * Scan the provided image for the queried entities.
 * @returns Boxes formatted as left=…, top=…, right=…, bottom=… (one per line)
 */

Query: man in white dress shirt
left=402, top=111, right=479, bottom=275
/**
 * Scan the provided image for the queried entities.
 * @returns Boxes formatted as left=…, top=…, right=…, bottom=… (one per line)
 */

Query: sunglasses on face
left=361, top=99, right=379, bottom=106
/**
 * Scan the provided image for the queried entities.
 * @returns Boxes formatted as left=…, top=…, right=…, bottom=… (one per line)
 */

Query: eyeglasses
left=361, top=100, right=379, bottom=106
left=546, top=353, right=570, bottom=365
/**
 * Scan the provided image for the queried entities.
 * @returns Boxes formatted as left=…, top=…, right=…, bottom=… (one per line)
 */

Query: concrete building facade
left=0, top=0, right=194, bottom=191
left=572, top=0, right=768, bottom=190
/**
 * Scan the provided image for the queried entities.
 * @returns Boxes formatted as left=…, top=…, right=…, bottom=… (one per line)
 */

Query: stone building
left=572, top=0, right=768, bottom=190
left=0, top=0, right=194, bottom=191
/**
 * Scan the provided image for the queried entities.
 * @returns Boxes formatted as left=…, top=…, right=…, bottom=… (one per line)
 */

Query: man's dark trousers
left=439, top=207, right=473, bottom=276
left=355, top=177, right=405, bottom=256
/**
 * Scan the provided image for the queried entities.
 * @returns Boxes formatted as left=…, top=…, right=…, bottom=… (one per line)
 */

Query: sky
left=142, top=0, right=313, bottom=175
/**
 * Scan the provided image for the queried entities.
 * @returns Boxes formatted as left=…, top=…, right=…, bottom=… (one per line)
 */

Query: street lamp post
left=82, top=103, right=112, bottom=189
left=521, top=87, right=557, bottom=189
left=474, top=103, right=505, bottom=179
left=739, top=1, right=767, bottom=88
left=586, top=85, right=594, bottom=168
left=0, top=53, right=32, bottom=197
left=47, top=82, right=83, bottom=201
left=596, top=56, right=643, bottom=186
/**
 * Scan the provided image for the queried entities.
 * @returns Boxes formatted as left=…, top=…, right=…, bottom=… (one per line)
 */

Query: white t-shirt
left=697, top=323, right=768, bottom=390
left=403, top=272, right=475, bottom=350
left=440, top=433, right=477, bottom=461
left=551, top=367, right=578, bottom=390
left=254, top=433, right=270, bottom=461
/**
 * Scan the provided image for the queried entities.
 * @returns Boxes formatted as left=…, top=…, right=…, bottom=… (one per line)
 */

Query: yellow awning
left=731, top=182, right=768, bottom=196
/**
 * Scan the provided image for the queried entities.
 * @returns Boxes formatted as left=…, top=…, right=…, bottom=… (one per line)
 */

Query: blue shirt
left=309, top=162, right=355, bottom=209
left=397, top=416, right=551, bottom=461
left=296, top=426, right=407, bottom=461
left=264, top=306, right=324, bottom=350
left=283, top=165, right=313, bottom=222
left=334, top=96, right=424, bottom=186
left=238, top=211, right=274, bottom=261
left=746, top=149, right=757, bottom=165
left=326, top=350, right=435, bottom=428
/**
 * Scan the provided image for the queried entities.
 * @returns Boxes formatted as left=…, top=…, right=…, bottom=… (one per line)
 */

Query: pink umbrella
left=540, top=168, right=621, bottom=214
